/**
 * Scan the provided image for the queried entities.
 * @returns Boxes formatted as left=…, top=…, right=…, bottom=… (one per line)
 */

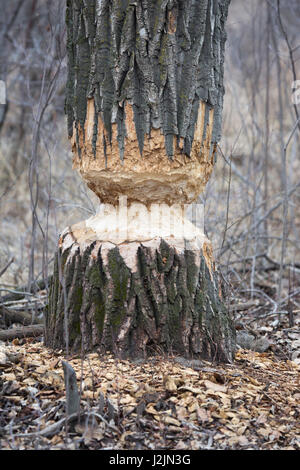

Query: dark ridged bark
left=45, top=236, right=235, bottom=362
left=66, top=0, right=231, bottom=159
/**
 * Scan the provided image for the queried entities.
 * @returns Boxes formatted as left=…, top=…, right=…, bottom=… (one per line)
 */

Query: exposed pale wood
left=73, top=100, right=215, bottom=206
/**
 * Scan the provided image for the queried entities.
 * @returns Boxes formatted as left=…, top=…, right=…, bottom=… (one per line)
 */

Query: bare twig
left=0, top=258, right=14, bottom=279
left=12, top=413, right=81, bottom=439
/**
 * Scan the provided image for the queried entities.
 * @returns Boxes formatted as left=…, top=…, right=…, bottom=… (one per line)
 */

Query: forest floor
left=0, top=305, right=299, bottom=451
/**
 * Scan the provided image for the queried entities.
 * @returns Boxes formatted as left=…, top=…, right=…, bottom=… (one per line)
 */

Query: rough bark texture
left=46, top=0, right=235, bottom=362
left=66, top=0, right=230, bottom=161
left=45, top=232, right=235, bottom=362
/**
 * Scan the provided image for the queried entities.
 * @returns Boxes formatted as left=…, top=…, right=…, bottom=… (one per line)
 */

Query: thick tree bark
left=65, top=0, right=231, bottom=206
left=46, top=0, right=235, bottom=362
left=46, top=230, right=235, bottom=361
left=66, top=0, right=229, bottom=157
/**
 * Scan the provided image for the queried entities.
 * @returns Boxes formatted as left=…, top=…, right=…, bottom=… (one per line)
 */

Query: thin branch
left=0, top=258, right=14, bottom=279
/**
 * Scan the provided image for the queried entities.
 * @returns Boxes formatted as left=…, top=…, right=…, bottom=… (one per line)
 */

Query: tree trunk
left=46, top=227, right=235, bottom=361
left=46, top=0, right=235, bottom=362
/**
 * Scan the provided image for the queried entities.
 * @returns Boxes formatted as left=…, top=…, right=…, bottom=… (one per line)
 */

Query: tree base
left=46, top=218, right=235, bottom=362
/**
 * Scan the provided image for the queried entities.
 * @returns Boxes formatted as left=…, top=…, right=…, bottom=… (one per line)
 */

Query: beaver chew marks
left=71, top=101, right=215, bottom=206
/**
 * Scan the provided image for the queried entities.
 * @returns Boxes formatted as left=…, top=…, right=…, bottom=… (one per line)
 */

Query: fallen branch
left=12, top=413, right=81, bottom=439
left=12, top=409, right=118, bottom=439
left=91, top=412, right=120, bottom=433
left=0, top=278, right=50, bottom=303
left=229, top=300, right=261, bottom=312
left=260, top=255, right=300, bottom=273
left=0, top=306, right=42, bottom=327
left=0, top=324, right=44, bottom=341
left=1, top=296, right=47, bottom=311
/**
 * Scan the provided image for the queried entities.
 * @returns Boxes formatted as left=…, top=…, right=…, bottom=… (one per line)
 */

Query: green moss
left=88, top=263, right=106, bottom=334
left=70, top=318, right=81, bottom=343
left=167, top=298, right=181, bottom=339
left=158, top=34, right=168, bottom=85
left=195, top=287, right=204, bottom=327
left=179, top=90, right=188, bottom=105
left=186, top=252, right=198, bottom=295
left=166, top=271, right=177, bottom=303
left=68, top=283, right=83, bottom=343
left=107, top=248, right=130, bottom=330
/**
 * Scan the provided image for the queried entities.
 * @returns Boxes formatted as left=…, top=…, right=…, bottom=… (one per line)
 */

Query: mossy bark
left=45, top=235, right=235, bottom=362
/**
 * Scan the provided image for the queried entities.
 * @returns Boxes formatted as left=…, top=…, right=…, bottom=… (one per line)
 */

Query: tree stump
left=46, top=208, right=235, bottom=361
left=46, top=0, right=235, bottom=362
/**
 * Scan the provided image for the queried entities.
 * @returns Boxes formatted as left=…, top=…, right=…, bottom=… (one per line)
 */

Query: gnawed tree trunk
left=46, top=0, right=235, bottom=362
left=46, top=229, right=234, bottom=361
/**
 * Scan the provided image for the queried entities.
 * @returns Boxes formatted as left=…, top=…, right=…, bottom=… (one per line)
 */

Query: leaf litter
left=0, top=340, right=299, bottom=450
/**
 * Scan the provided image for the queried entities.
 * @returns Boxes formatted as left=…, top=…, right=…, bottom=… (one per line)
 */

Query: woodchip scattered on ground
left=0, top=338, right=299, bottom=450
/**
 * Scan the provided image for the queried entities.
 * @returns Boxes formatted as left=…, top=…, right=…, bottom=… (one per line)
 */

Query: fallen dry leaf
left=204, top=380, right=227, bottom=393
left=163, top=416, right=181, bottom=427
left=163, top=375, right=177, bottom=393
left=0, top=341, right=299, bottom=450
